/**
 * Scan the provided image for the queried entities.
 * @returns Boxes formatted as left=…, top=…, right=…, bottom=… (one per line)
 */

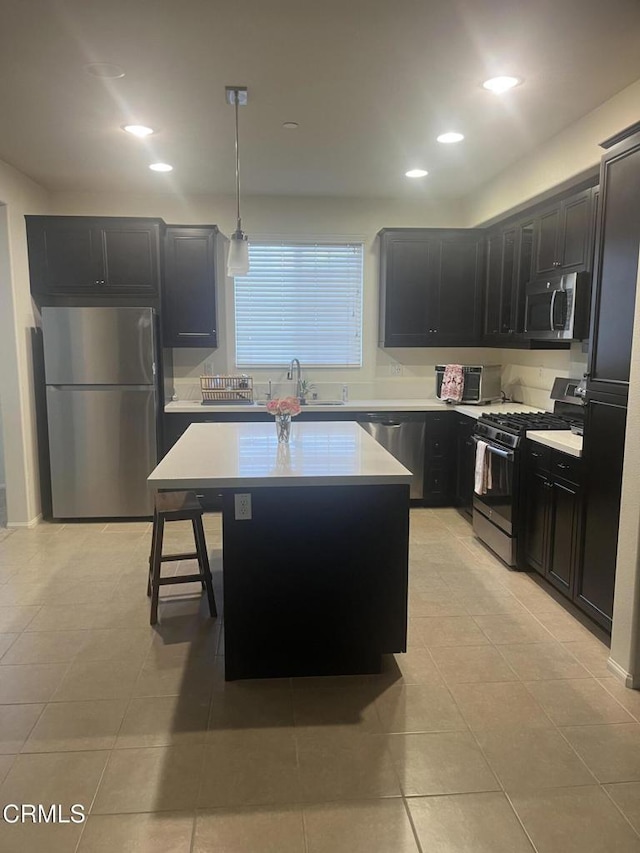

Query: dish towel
left=474, top=440, right=493, bottom=495
left=439, top=364, right=464, bottom=402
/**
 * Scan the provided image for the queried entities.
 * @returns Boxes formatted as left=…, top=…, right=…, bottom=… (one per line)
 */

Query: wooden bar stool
left=147, top=491, right=217, bottom=625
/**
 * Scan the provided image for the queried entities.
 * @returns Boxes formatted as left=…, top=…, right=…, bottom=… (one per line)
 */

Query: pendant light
left=225, top=86, right=250, bottom=277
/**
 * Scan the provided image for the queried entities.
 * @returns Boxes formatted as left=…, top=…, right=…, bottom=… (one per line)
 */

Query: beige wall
left=0, top=159, right=50, bottom=525
left=465, top=77, right=640, bottom=225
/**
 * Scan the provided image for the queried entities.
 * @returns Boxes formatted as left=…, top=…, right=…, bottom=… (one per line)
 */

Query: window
left=234, top=240, right=363, bottom=367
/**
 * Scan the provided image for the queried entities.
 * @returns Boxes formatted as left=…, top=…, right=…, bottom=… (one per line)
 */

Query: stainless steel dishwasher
left=358, top=413, right=426, bottom=499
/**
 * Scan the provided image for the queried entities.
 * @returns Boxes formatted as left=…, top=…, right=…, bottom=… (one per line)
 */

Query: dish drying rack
left=200, top=375, right=254, bottom=405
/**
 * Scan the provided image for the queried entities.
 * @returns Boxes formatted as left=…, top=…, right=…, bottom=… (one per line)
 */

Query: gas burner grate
left=478, top=411, right=574, bottom=434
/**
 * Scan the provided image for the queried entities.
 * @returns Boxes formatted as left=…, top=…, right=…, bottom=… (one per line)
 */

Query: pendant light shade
left=225, top=86, right=250, bottom=277
left=227, top=230, right=250, bottom=276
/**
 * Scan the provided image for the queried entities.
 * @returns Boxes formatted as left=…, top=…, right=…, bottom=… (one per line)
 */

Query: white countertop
left=148, top=421, right=413, bottom=489
left=526, top=430, right=583, bottom=458
left=165, top=398, right=449, bottom=414
left=165, top=399, right=544, bottom=417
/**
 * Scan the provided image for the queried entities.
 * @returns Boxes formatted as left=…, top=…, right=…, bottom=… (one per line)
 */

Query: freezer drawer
left=359, top=415, right=425, bottom=499
left=42, top=306, right=155, bottom=385
left=46, top=386, right=157, bottom=518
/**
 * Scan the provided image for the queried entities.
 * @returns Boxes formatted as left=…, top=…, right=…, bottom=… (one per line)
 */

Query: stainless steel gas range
left=472, top=380, right=585, bottom=566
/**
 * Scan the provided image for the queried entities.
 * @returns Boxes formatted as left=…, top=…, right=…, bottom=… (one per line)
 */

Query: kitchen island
left=148, top=421, right=412, bottom=680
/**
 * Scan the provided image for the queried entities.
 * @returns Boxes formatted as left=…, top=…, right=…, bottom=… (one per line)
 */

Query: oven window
left=527, top=293, right=551, bottom=333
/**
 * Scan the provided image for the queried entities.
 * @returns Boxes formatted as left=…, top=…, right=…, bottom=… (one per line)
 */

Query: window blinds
left=234, top=241, right=363, bottom=367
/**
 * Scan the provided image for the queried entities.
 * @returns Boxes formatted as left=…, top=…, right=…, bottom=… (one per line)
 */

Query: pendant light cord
left=234, top=92, right=242, bottom=233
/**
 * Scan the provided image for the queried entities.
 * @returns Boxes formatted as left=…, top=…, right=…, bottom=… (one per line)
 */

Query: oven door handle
left=472, top=435, right=515, bottom=461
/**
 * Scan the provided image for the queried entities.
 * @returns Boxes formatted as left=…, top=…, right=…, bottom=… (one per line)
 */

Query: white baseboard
left=7, top=514, right=43, bottom=529
left=607, top=656, right=640, bottom=688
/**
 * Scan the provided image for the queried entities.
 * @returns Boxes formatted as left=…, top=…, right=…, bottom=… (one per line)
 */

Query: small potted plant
left=298, top=379, right=315, bottom=405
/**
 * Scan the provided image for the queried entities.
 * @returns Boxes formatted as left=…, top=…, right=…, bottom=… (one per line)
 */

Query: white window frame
left=233, top=237, right=364, bottom=369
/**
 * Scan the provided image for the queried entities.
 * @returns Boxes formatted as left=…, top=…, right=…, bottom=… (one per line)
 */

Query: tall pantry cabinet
left=578, top=122, right=640, bottom=631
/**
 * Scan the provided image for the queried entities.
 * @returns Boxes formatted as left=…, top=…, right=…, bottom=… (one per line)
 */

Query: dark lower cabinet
left=423, top=412, right=454, bottom=505
left=548, top=479, right=582, bottom=595
left=162, top=226, right=219, bottom=347
left=26, top=216, right=162, bottom=297
left=577, top=399, right=627, bottom=631
left=522, top=442, right=586, bottom=612
left=454, top=415, right=475, bottom=518
left=523, top=463, right=551, bottom=575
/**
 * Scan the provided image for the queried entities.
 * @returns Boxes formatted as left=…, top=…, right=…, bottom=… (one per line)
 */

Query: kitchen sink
left=253, top=400, right=345, bottom=407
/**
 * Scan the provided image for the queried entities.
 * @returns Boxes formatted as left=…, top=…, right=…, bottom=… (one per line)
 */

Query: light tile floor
left=0, top=508, right=638, bottom=851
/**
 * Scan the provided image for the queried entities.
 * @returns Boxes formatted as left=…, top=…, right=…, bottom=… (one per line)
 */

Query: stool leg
left=147, top=506, right=158, bottom=597
left=150, top=515, right=164, bottom=625
left=193, top=515, right=217, bottom=618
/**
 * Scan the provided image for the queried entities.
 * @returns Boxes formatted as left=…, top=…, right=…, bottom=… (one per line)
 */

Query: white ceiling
left=1, top=0, right=640, bottom=199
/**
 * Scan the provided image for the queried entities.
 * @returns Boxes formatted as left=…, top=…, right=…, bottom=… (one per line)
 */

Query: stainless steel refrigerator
left=42, top=306, right=158, bottom=518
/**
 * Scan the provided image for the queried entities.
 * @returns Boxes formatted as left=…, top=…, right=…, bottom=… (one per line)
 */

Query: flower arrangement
left=265, top=396, right=302, bottom=417
left=266, top=396, right=301, bottom=442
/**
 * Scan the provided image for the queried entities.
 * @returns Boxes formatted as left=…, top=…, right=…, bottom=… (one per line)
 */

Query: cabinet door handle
left=531, top=452, right=542, bottom=458
left=94, top=279, right=106, bottom=286
left=556, top=462, right=569, bottom=469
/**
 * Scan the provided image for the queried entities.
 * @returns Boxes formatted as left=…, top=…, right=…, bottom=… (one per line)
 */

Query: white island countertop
left=148, top=421, right=413, bottom=489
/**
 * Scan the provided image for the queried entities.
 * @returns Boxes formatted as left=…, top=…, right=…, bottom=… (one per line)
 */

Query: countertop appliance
left=358, top=412, right=425, bottom=500
left=524, top=271, right=590, bottom=340
left=42, top=306, right=159, bottom=518
left=471, top=381, right=585, bottom=565
left=435, top=364, right=502, bottom=405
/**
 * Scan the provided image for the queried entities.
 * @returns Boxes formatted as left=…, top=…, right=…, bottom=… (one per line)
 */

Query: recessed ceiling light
left=123, top=124, right=155, bottom=137
left=405, top=169, right=429, bottom=178
left=282, top=122, right=299, bottom=130
left=85, top=62, right=125, bottom=79
left=149, top=163, right=173, bottom=172
left=482, top=75, right=522, bottom=93
left=437, top=132, right=464, bottom=144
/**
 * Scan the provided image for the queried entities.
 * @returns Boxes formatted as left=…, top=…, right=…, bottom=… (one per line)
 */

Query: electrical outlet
left=390, top=364, right=403, bottom=376
left=234, top=493, right=252, bottom=520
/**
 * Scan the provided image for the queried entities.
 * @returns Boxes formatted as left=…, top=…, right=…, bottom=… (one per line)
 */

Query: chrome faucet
left=287, top=358, right=302, bottom=398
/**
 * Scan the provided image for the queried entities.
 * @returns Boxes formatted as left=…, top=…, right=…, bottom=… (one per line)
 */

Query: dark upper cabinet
left=587, top=125, right=640, bottom=400
left=483, top=218, right=534, bottom=342
left=26, top=216, right=162, bottom=297
left=379, top=228, right=484, bottom=347
left=534, top=206, right=562, bottom=276
left=162, top=226, right=219, bottom=348
left=533, top=189, right=593, bottom=277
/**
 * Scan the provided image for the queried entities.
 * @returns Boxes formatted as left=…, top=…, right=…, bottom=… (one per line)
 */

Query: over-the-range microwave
left=524, top=271, right=590, bottom=341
